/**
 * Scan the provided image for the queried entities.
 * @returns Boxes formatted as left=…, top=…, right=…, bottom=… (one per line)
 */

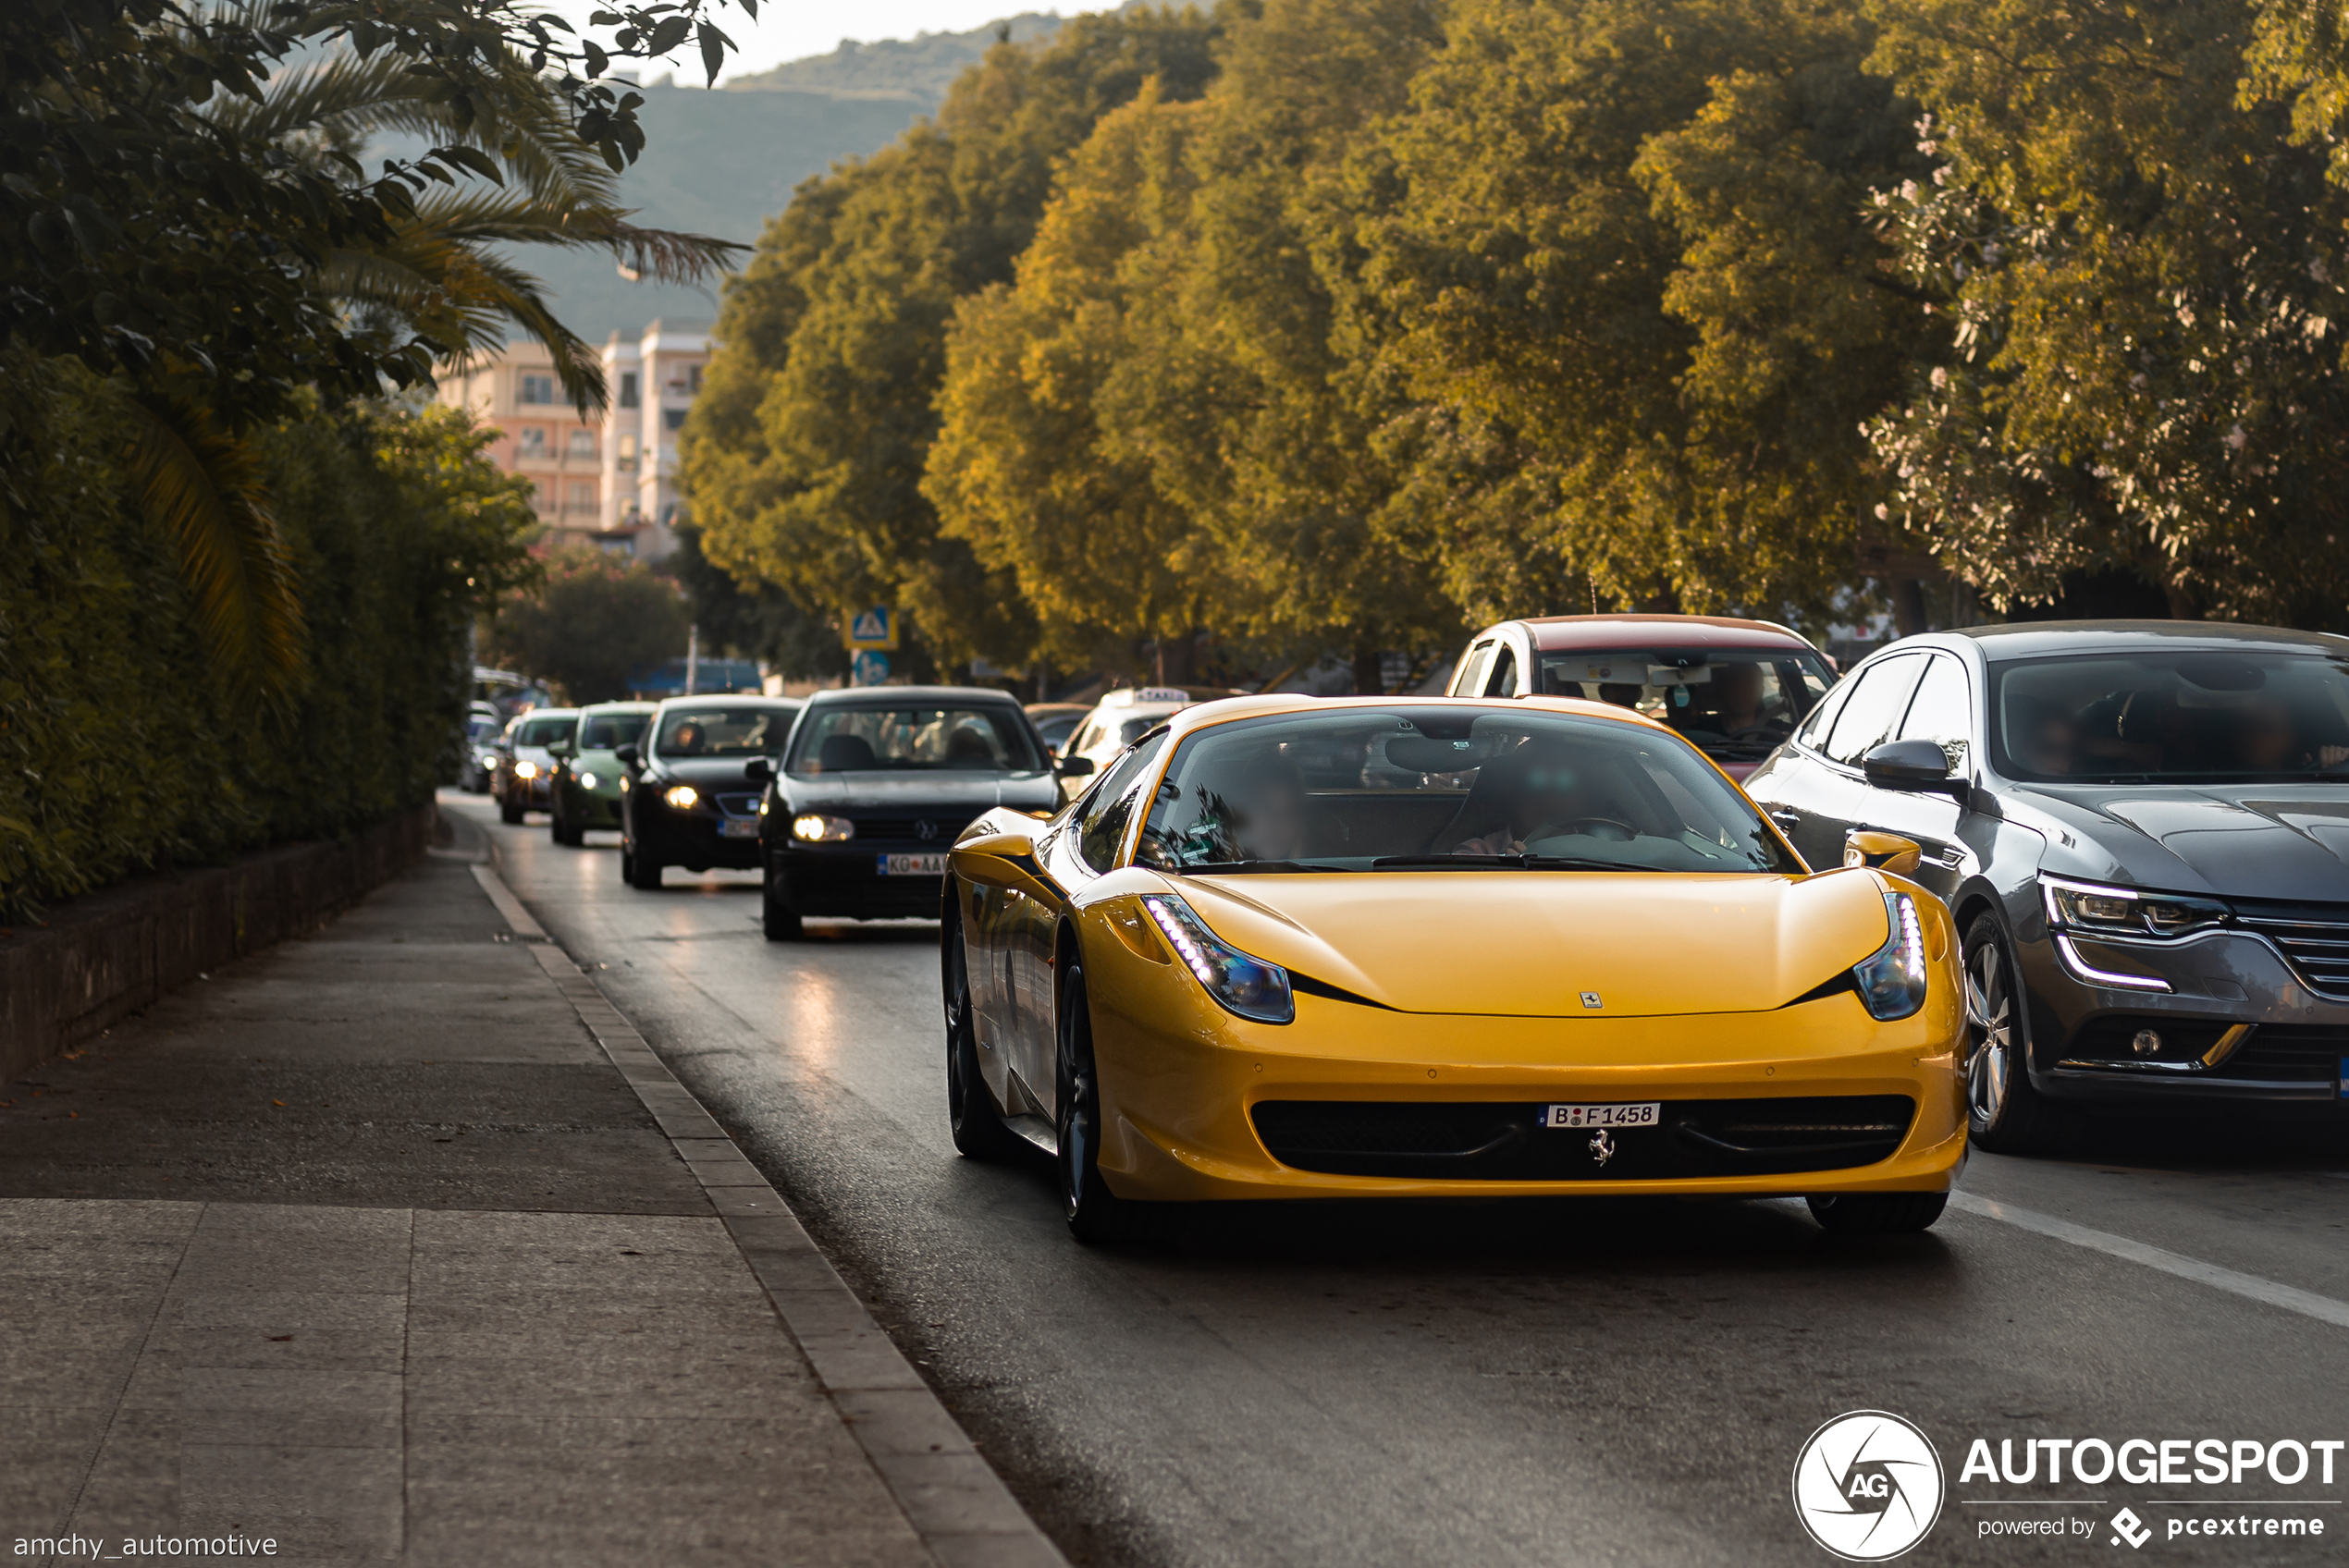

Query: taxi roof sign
left=1104, top=686, right=1190, bottom=706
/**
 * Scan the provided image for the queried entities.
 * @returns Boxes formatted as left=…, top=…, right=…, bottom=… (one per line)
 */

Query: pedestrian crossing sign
left=845, top=606, right=897, bottom=650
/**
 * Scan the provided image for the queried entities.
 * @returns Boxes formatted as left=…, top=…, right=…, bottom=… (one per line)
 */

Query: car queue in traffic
left=474, top=611, right=2349, bottom=1248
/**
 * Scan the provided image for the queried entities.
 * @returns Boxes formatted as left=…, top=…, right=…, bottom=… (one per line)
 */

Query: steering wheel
left=1531, top=816, right=1637, bottom=843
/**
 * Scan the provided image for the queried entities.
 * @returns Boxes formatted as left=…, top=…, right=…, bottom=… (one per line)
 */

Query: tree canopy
left=681, top=0, right=2349, bottom=684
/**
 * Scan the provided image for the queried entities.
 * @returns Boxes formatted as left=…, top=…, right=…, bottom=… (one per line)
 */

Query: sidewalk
left=0, top=812, right=1055, bottom=1567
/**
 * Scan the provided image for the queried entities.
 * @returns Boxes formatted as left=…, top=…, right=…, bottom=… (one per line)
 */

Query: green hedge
left=0, top=355, right=535, bottom=921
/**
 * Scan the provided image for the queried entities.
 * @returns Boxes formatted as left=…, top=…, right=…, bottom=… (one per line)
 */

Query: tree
left=1357, top=0, right=1928, bottom=634
left=1099, top=0, right=1464, bottom=692
left=1, top=0, right=745, bottom=703
left=679, top=8, right=1222, bottom=669
left=669, top=518, right=849, bottom=683
left=927, top=89, right=1233, bottom=680
left=1865, top=0, right=2349, bottom=625
left=481, top=547, right=690, bottom=703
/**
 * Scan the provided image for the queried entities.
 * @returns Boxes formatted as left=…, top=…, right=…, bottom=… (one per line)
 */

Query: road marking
left=1949, top=1192, right=2349, bottom=1331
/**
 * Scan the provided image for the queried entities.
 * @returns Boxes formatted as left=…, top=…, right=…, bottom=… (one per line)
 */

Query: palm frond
left=122, top=395, right=307, bottom=707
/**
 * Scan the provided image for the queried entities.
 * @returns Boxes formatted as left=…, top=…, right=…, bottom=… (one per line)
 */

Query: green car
left=548, top=701, right=658, bottom=847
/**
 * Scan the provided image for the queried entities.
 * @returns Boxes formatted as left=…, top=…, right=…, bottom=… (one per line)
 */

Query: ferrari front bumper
left=1084, top=939, right=1966, bottom=1203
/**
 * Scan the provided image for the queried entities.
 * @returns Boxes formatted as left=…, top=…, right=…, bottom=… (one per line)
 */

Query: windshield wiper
left=1369, top=854, right=1638, bottom=872
left=1173, top=859, right=1352, bottom=875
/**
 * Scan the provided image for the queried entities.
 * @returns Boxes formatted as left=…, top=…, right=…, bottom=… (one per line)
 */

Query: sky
left=534, top=0, right=1085, bottom=85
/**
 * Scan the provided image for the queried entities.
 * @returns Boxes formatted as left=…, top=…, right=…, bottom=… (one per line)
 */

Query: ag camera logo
left=1792, top=1411, right=1945, bottom=1561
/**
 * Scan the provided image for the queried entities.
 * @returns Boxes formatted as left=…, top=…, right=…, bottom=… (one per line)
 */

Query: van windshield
left=1533, top=651, right=1834, bottom=762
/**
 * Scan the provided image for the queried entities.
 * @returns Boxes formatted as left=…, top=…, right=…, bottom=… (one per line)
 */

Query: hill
left=724, top=13, right=1064, bottom=107
left=518, top=14, right=1075, bottom=346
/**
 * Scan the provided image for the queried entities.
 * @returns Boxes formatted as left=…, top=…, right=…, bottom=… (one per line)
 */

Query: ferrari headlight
left=513, top=760, right=539, bottom=780
left=1142, top=894, right=1295, bottom=1024
left=2041, top=876, right=2228, bottom=938
left=1853, top=891, right=1928, bottom=1021
left=577, top=771, right=597, bottom=790
left=663, top=784, right=700, bottom=810
left=793, top=813, right=854, bottom=841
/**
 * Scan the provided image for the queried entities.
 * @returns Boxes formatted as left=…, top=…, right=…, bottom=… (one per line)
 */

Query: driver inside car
left=1450, top=745, right=1628, bottom=856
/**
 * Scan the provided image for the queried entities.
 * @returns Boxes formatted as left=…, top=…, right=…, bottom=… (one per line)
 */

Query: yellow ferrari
left=942, top=694, right=1965, bottom=1242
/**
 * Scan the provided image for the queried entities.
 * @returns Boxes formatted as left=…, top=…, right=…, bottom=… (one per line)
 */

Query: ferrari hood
left=1168, top=870, right=1894, bottom=1018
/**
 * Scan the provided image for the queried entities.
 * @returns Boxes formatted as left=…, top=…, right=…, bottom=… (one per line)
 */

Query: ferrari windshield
left=1135, top=707, right=1800, bottom=874
left=787, top=706, right=1044, bottom=774
left=1990, top=649, right=2349, bottom=781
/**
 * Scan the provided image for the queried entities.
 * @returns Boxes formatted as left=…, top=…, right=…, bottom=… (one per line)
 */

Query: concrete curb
left=0, top=803, right=436, bottom=1085
left=471, top=858, right=1068, bottom=1568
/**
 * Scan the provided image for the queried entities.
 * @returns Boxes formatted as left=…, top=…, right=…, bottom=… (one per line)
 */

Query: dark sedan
left=757, top=686, right=1071, bottom=939
left=616, top=697, right=802, bottom=889
left=1741, top=619, right=2349, bottom=1151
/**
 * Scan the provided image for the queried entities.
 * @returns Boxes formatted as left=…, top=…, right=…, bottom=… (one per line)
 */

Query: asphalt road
left=453, top=790, right=2349, bottom=1568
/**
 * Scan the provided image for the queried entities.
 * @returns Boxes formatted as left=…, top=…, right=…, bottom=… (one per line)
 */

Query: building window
left=516, top=427, right=547, bottom=459
left=566, top=429, right=596, bottom=459
left=567, top=481, right=596, bottom=511
left=618, top=372, right=639, bottom=410
left=518, top=373, right=557, bottom=405
left=662, top=408, right=687, bottom=431
left=534, top=482, right=553, bottom=511
left=686, top=363, right=703, bottom=394
left=617, top=433, right=638, bottom=472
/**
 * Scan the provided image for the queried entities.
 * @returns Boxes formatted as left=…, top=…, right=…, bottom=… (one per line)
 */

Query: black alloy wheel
left=499, top=794, right=525, bottom=826
left=625, top=837, right=662, bottom=889
left=762, top=855, right=803, bottom=941
left=550, top=803, right=583, bottom=848
left=942, top=895, right=1014, bottom=1157
left=1053, top=960, right=1129, bottom=1243
left=1961, top=912, right=2070, bottom=1154
left=1805, top=1192, right=1949, bottom=1233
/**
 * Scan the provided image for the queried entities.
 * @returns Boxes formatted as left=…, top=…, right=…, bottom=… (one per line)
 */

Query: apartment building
left=597, top=320, right=710, bottom=557
left=434, top=322, right=710, bottom=559
left=433, top=343, right=617, bottom=552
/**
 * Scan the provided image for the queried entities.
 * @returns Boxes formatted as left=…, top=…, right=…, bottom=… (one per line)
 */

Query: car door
left=1013, top=732, right=1170, bottom=1117
left=1844, top=651, right=1977, bottom=901
left=1754, top=651, right=1930, bottom=872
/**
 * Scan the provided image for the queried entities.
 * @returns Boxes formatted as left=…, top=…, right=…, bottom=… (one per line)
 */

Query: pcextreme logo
left=1793, top=1410, right=1948, bottom=1562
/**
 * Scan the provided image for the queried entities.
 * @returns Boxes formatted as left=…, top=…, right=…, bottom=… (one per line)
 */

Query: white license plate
left=719, top=818, right=760, bottom=839
left=1539, top=1102, right=1660, bottom=1130
left=878, top=852, right=947, bottom=876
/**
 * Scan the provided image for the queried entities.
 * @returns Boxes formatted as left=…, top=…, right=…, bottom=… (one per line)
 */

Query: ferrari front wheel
left=1053, top=962, right=1127, bottom=1243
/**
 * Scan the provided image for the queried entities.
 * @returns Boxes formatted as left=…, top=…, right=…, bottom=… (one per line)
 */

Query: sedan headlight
left=2041, top=875, right=2229, bottom=938
left=577, top=771, right=597, bottom=790
left=1143, top=894, right=1295, bottom=1023
left=513, top=760, right=539, bottom=780
left=663, top=784, right=700, bottom=810
left=1852, top=891, right=1929, bottom=1021
left=792, top=813, right=854, bottom=841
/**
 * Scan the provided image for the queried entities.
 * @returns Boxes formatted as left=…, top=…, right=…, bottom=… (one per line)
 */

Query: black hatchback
left=1742, top=620, right=2349, bottom=1151
left=616, top=696, right=803, bottom=889
left=756, top=686, right=1071, bottom=939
